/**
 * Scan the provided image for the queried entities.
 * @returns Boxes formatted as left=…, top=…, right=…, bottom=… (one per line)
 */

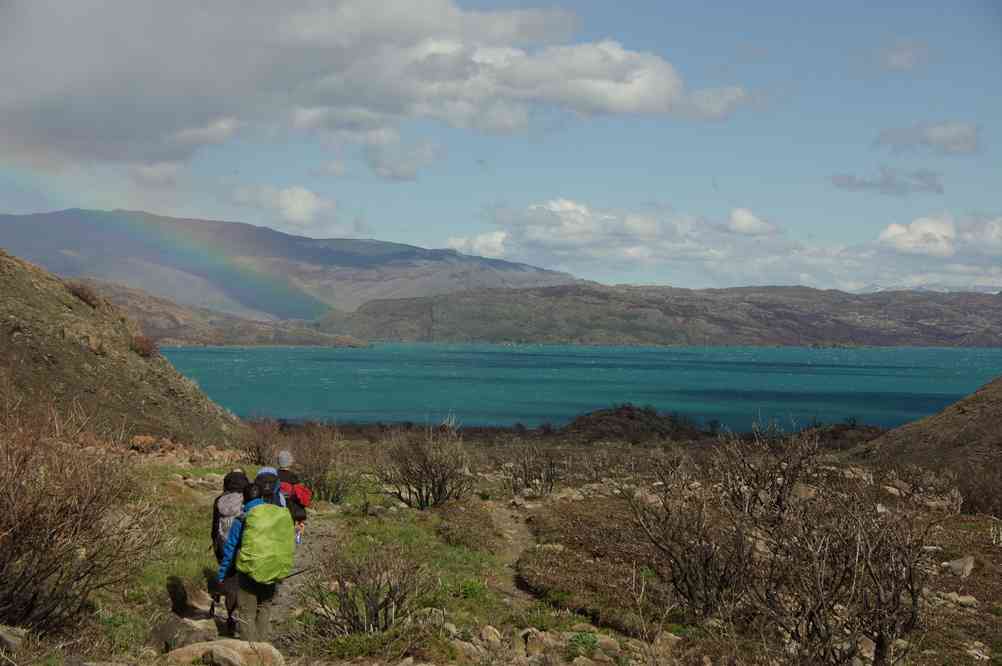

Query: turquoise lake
left=163, top=344, right=1002, bottom=432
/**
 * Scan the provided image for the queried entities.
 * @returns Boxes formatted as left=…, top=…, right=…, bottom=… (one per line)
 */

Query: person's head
left=223, top=469, right=249, bottom=493
left=243, top=481, right=261, bottom=503
left=255, top=467, right=279, bottom=501
left=277, top=450, right=294, bottom=469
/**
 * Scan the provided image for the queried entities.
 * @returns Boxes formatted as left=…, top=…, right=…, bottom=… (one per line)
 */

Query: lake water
left=163, top=344, right=1002, bottom=432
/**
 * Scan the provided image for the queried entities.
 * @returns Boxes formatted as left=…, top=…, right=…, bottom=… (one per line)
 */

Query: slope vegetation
left=857, top=375, right=1002, bottom=467
left=319, top=283, right=1002, bottom=346
left=0, top=249, right=244, bottom=444
left=85, top=279, right=367, bottom=347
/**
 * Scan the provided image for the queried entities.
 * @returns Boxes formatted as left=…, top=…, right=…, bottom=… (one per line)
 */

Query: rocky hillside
left=0, top=209, right=577, bottom=319
left=85, top=279, right=367, bottom=348
left=856, top=375, right=1002, bottom=467
left=318, top=283, right=1002, bottom=346
left=0, top=249, right=244, bottom=444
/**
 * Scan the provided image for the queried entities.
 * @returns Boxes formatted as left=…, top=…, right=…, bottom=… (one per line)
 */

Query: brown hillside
left=856, top=375, right=1002, bottom=466
left=0, top=248, right=245, bottom=444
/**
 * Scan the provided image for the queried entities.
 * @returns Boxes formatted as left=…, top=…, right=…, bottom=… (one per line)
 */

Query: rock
left=451, top=639, right=483, bottom=661
left=149, top=616, right=219, bottom=652
left=523, top=629, right=546, bottom=657
left=571, top=657, right=596, bottom=666
left=571, top=623, right=597, bottom=633
left=442, top=622, right=459, bottom=638
left=480, top=625, right=502, bottom=645
left=858, top=637, right=875, bottom=660
left=944, top=591, right=979, bottom=608
left=652, top=631, right=682, bottom=659
left=792, top=483, right=818, bottom=500
left=882, top=484, right=901, bottom=497
left=941, top=555, right=975, bottom=578
left=0, top=624, right=26, bottom=653
left=596, top=634, right=620, bottom=656
left=965, top=641, right=991, bottom=661
left=165, top=640, right=284, bottom=665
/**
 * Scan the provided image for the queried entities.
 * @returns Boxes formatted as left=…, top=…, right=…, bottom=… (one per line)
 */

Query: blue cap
left=256, top=466, right=278, bottom=478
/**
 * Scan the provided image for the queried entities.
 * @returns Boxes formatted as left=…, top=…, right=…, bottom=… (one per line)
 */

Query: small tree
left=499, top=444, right=562, bottom=498
left=376, top=422, right=473, bottom=509
left=130, top=334, right=159, bottom=358
left=65, top=281, right=102, bottom=308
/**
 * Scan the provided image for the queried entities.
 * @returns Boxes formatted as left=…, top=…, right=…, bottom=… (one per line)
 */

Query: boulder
left=652, top=631, right=683, bottom=659
left=941, top=555, right=975, bottom=578
left=480, top=625, right=502, bottom=645
left=165, top=640, right=284, bottom=666
left=943, top=591, right=979, bottom=608
left=149, top=616, right=219, bottom=652
left=451, top=639, right=483, bottom=661
left=595, top=634, right=620, bottom=656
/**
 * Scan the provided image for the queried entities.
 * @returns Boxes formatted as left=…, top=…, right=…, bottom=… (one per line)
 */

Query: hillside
left=0, top=249, right=244, bottom=444
left=84, top=279, right=367, bottom=348
left=856, top=375, right=1002, bottom=467
left=318, top=283, right=1002, bottom=346
left=0, top=209, right=577, bottom=319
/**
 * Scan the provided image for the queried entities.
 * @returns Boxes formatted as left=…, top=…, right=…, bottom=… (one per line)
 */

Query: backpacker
left=236, top=503, right=295, bottom=584
left=214, top=492, right=244, bottom=559
left=278, top=470, right=312, bottom=523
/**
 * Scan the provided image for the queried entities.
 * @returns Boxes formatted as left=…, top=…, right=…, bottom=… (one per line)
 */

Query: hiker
left=254, top=466, right=286, bottom=507
left=210, top=469, right=249, bottom=633
left=216, top=474, right=295, bottom=642
left=276, top=450, right=313, bottom=544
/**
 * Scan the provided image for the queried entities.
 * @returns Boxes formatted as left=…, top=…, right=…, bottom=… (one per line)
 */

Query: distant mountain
left=0, top=209, right=577, bottom=320
left=0, top=249, right=243, bottom=443
left=83, top=279, right=367, bottom=348
left=857, top=283, right=1001, bottom=295
left=317, top=283, right=1002, bottom=347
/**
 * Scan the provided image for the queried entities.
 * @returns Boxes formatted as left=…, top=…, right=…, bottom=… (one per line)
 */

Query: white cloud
left=365, top=139, right=443, bottom=181
left=832, top=167, right=943, bottom=196
left=876, top=122, right=980, bottom=155
left=878, top=215, right=956, bottom=256
left=0, top=1, right=753, bottom=170
left=448, top=231, right=508, bottom=258
left=233, top=185, right=335, bottom=227
left=878, top=40, right=930, bottom=72
left=727, top=208, right=776, bottom=235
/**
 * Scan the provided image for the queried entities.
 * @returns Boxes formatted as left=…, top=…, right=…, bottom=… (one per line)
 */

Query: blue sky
left=0, top=0, right=999, bottom=290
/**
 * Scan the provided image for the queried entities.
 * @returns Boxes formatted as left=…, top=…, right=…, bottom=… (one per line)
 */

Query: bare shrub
left=241, top=419, right=280, bottom=465
left=129, top=334, right=158, bottom=358
left=952, top=462, right=1002, bottom=517
left=499, top=444, right=562, bottom=498
left=289, top=423, right=358, bottom=504
left=300, top=542, right=431, bottom=638
left=376, top=422, right=473, bottom=510
left=65, top=281, right=101, bottom=308
left=0, top=399, right=164, bottom=633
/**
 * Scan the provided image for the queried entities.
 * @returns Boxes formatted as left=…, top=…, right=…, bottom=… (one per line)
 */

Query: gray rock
left=149, top=616, right=219, bottom=653
left=480, top=625, right=502, bottom=645
left=942, top=555, right=975, bottom=578
left=165, top=639, right=284, bottom=665
left=451, top=639, right=483, bottom=661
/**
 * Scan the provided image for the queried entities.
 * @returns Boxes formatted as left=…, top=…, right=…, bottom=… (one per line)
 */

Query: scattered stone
left=595, top=634, right=620, bottom=656
left=792, top=483, right=818, bottom=500
left=523, top=629, right=546, bottom=657
left=443, top=622, right=459, bottom=638
left=149, top=616, right=219, bottom=652
left=965, top=641, right=991, bottom=661
left=571, top=657, right=596, bottom=666
left=165, top=639, right=284, bottom=665
left=882, top=485, right=901, bottom=497
left=571, top=623, right=597, bottom=633
left=858, top=637, right=875, bottom=660
left=943, top=591, right=979, bottom=608
left=451, top=639, right=483, bottom=661
left=0, top=624, right=26, bottom=653
left=941, top=555, right=975, bottom=578
left=480, top=625, right=502, bottom=645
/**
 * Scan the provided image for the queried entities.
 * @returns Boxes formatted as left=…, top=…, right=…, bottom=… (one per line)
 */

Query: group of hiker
left=210, top=450, right=313, bottom=642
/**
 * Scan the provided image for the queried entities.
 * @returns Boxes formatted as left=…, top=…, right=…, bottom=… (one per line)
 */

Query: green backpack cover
left=236, top=503, right=295, bottom=584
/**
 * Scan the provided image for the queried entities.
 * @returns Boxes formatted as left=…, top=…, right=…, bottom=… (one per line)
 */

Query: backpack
left=236, top=503, right=295, bottom=584
left=279, top=470, right=312, bottom=523
left=214, top=492, right=244, bottom=558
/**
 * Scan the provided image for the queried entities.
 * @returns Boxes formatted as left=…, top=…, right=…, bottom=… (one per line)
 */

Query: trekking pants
left=236, top=572, right=277, bottom=642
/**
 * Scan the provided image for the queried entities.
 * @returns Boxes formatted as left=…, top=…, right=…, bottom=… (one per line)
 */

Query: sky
left=0, top=0, right=1000, bottom=291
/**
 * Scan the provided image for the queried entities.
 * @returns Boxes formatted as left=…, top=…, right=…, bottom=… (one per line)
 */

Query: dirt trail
left=485, top=500, right=537, bottom=604
left=272, top=512, right=340, bottom=617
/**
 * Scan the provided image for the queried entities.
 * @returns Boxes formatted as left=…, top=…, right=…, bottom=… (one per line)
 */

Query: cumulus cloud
left=832, top=167, right=944, bottom=196
left=0, top=0, right=753, bottom=173
left=878, top=215, right=956, bottom=256
left=447, top=231, right=509, bottom=258
left=877, top=40, right=931, bottom=72
left=233, top=185, right=335, bottom=227
left=457, top=198, right=1001, bottom=291
left=726, top=208, right=777, bottom=235
left=876, top=122, right=980, bottom=155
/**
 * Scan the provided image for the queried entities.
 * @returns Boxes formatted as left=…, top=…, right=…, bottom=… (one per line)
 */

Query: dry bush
left=288, top=423, right=358, bottom=504
left=0, top=395, right=164, bottom=633
left=129, top=334, right=158, bottom=358
left=952, top=462, right=1002, bottom=517
left=498, top=443, right=563, bottom=498
left=300, top=542, right=431, bottom=638
left=65, top=281, right=102, bottom=308
left=434, top=500, right=501, bottom=551
left=241, top=419, right=280, bottom=465
left=376, top=422, right=473, bottom=510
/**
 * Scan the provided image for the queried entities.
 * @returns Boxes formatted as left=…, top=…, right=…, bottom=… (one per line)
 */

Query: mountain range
left=2, top=208, right=1000, bottom=347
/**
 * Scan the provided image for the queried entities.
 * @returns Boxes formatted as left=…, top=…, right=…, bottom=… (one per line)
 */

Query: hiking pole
left=284, top=566, right=316, bottom=580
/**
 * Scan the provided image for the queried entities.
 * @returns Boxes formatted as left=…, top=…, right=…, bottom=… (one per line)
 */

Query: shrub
left=300, top=542, right=431, bottom=638
left=241, top=419, right=280, bottom=465
left=498, top=444, right=562, bottom=498
left=376, top=423, right=473, bottom=510
left=65, top=281, right=102, bottom=308
left=0, top=398, right=164, bottom=633
left=954, top=462, right=1002, bottom=517
left=288, top=423, right=357, bottom=504
left=130, top=335, right=158, bottom=358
